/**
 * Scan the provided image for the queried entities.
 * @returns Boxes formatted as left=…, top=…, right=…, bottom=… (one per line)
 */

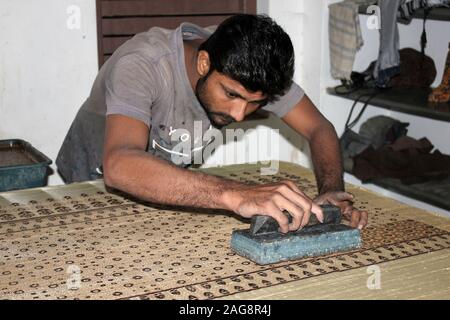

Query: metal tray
left=0, top=139, right=52, bottom=192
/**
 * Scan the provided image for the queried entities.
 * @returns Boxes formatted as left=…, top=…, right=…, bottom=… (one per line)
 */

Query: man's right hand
left=222, top=180, right=324, bottom=234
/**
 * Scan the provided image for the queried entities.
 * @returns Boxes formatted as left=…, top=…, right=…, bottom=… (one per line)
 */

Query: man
left=56, top=14, right=368, bottom=233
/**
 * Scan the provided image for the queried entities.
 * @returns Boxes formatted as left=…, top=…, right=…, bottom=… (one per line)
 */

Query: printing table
left=0, top=162, right=449, bottom=300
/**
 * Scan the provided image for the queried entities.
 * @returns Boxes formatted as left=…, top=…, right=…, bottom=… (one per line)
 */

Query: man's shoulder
left=261, top=81, right=305, bottom=118
left=119, top=26, right=178, bottom=63
left=102, top=26, right=180, bottom=86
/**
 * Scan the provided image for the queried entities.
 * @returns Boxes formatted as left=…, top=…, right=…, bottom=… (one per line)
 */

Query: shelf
left=358, top=5, right=450, bottom=22
left=346, top=172, right=450, bottom=211
left=327, top=87, right=450, bottom=122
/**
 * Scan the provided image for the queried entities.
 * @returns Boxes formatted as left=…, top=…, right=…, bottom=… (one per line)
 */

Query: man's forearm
left=309, top=123, right=345, bottom=194
left=103, top=149, right=245, bottom=210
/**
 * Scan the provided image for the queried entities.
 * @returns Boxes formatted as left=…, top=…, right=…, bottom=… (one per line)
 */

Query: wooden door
left=96, top=0, right=257, bottom=67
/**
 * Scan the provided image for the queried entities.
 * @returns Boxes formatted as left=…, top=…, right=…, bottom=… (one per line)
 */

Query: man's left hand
left=314, top=191, right=368, bottom=229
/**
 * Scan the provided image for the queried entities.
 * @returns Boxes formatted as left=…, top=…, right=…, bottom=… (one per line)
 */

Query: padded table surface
left=0, top=162, right=449, bottom=300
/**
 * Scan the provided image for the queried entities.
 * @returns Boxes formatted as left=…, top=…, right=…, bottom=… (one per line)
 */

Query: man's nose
left=230, top=103, right=247, bottom=122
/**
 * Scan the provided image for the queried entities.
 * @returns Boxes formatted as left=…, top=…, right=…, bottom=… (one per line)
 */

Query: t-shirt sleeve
left=105, top=54, right=158, bottom=128
left=261, top=82, right=305, bottom=118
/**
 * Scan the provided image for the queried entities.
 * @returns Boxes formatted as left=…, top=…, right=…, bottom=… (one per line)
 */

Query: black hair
left=199, top=14, right=295, bottom=103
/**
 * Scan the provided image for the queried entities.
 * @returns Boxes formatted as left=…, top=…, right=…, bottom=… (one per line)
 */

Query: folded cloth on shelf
left=352, top=136, right=450, bottom=184
left=340, top=116, right=409, bottom=172
left=358, top=115, right=410, bottom=149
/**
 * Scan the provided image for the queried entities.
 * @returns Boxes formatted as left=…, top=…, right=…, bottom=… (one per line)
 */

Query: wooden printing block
left=230, top=205, right=362, bottom=265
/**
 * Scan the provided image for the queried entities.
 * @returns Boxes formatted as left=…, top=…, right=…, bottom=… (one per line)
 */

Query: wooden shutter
left=96, top=0, right=257, bottom=67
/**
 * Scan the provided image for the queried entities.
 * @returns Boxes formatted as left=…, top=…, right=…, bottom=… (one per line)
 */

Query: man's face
left=195, top=71, right=268, bottom=128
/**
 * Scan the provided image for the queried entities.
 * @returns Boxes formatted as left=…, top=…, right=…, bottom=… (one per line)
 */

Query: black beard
left=195, top=74, right=235, bottom=129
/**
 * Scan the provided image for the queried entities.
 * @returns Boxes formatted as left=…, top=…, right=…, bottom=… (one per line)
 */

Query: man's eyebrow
left=220, top=83, right=268, bottom=104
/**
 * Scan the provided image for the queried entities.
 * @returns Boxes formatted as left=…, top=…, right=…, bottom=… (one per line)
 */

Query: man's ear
left=197, top=50, right=211, bottom=76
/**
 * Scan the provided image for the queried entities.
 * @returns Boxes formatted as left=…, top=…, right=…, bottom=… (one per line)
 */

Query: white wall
left=0, top=0, right=98, bottom=185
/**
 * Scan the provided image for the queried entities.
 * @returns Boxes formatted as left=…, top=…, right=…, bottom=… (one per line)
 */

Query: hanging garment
left=373, top=0, right=403, bottom=87
left=329, top=0, right=376, bottom=80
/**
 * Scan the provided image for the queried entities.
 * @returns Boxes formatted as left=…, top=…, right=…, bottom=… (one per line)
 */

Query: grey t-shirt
left=56, top=22, right=305, bottom=183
